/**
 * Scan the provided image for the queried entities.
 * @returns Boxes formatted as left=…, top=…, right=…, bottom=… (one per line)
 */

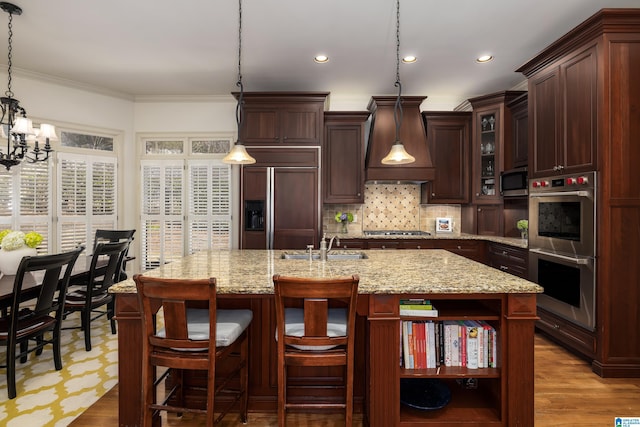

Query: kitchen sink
left=281, top=251, right=368, bottom=260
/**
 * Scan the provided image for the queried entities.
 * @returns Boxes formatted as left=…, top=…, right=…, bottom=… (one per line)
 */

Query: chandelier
left=381, top=0, right=415, bottom=165
left=0, top=2, right=56, bottom=170
left=222, top=0, right=255, bottom=165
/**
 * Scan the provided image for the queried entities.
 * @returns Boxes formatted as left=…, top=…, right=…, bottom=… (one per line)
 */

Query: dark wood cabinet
left=526, top=44, right=597, bottom=178
left=462, top=204, right=504, bottom=237
left=506, top=93, right=528, bottom=170
left=468, top=91, right=525, bottom=204
left=322, top=111, right=369, bottom=204
left=421, top=112, right=471, bottom=204
left=518, top=9, right=640, bottom=377
left=435, top=239, right=487, bottom=264
left=336, top=238, right=366, bottom=249
left=488, top=242, right=528, bottom=279
left=236, top=92, right=328, bottom=145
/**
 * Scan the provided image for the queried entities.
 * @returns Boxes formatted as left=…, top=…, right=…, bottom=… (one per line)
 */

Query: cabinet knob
left=558, top=165, right=564, bottom=170
left=283, top=136, right=288, bottom=140
left=432, top=193, right=435, bottom=197
left=502, top=251, right=508, bottom=255
left=357, top=193, right=361, bottom=197
left=477, top=208, right=482, bottom=212
left=417, top=245, right=421, bottom=249
left=381, top=245, right=386, bottom=249
left=476, top=192, right=480, bottom=197
left=457, top=245, right=462, bottom=250
left=500, top=265, right=509, bottom=271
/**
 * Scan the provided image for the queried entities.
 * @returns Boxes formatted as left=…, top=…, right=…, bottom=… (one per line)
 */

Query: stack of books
left=399, top=299, right=438, bottom=317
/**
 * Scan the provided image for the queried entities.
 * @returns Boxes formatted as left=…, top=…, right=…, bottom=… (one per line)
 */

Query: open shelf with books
left=366, top=292, right=535, bottom=426
left=393, top=294, right=507, bottom=426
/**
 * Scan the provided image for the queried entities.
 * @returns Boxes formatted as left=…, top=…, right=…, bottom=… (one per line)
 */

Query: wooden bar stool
left=272, top=274, right=359, bottom=427
left=134, top=274, right=252, bottom=426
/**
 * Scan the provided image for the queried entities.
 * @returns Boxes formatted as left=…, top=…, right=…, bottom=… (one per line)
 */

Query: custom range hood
left=365, top=96, right=435, bottom=182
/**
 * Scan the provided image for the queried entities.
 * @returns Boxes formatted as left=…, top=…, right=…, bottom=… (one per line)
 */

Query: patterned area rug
left=0, top=312, right=118, bottom=426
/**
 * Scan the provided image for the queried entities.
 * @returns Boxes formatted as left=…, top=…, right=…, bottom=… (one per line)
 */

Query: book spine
left=402, top=321, right=410, bottom=369
left=427, top=321, right=436, bottom=369
left=444, top=321, right=452, bottom=367
left=399, top=309, right=439, bottom=317
left=465, top=320, right=479, bottom=369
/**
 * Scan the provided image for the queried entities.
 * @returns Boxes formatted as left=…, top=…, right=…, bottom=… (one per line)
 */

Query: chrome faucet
left=320, top=233, right=340, bottom=261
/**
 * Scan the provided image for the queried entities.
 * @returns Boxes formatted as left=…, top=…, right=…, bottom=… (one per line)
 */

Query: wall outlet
left=352, top=214, right=358, bottom=223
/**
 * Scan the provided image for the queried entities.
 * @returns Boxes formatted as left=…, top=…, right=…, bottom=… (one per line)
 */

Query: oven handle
left=530, top=190, right=591, bottom=198
left=529, top=248, right=591, bottom=265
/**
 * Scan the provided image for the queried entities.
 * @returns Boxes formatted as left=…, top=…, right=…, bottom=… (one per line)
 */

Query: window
left=0, top=161, right=52, bottom=253
left=140, top=136, right=233, bottom=270
left=57, top=152, right=117, bottom=251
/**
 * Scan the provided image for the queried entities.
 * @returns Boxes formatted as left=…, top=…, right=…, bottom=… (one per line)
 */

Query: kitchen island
left=111, top=249, right=542, bottom=427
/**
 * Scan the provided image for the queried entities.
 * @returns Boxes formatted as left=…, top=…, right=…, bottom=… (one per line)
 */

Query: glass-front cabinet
left=469, top=91, right=526, bottom=205
left=479, top=112, right=498, bottom=199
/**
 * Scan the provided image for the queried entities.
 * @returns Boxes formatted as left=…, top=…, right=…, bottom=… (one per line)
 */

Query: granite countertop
left=339, top=232, right=529, bottom=249
left=110, top=249, right=542, bottom=296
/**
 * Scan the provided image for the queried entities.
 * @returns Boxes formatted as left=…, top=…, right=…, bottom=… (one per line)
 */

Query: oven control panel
left=530, top=172, right=595, bottom=193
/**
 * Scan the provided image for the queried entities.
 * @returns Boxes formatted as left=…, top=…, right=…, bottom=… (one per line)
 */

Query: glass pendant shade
left=37, top=123, right=58, bottom=140
left=223, top=143, right=256, bottom=165
left=381, top=141, right=415, bottom=165
left=11, top=116, right=35, bottom=135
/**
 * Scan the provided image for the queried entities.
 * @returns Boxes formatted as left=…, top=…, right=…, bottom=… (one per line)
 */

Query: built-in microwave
left=500, top=167, right=528, bottom=197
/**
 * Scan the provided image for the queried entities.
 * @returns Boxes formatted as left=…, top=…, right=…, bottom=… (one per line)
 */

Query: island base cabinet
left=114, top=290, right=537, bottom=427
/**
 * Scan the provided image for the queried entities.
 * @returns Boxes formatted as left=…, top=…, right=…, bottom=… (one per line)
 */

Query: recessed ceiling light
left=402, top=55, right=417, bottom=63
left=476, top=55, right=494, bottom=63
left=314, top=55, right=329, bottom=63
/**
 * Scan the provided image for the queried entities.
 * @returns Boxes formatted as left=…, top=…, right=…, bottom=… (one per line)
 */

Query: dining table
left=0, top=253, right=131, bottom=310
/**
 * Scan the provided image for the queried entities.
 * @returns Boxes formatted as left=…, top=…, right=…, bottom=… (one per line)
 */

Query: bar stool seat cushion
left=158, top=308, right=253, bottom=348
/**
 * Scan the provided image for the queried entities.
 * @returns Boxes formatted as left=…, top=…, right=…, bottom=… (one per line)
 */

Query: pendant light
left=381, top=0, right=415, bottom=165
left=223, top=0, right=255, bottom=165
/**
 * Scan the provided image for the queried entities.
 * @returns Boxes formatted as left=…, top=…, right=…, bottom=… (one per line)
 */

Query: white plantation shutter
left=0, top=170, right=14, bottom=229
left=141, top=160, right=185, bottom=269
left=0, top=161, right=52, bottom=253
left=18, top=161, right=52, bottom=253
left=57, top=153, right=117, bottom=251
left=187, top=160, right=231, bottom=253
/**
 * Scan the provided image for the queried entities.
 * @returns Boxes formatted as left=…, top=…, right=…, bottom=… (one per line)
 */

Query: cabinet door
left=241, top=167, right=268, bottom=249
left=561, top=45, right=597, bottom=174
left=477, top=205, right=503, bottom=236
left=471, top=106, right=502, bottom=204
left=507, top=94, right=528, bottom=169
left=280, top=104, right=324, bottom=144
left=242, top=106, right=280, bottom=144
left=530, top=68, right=561, bottom=177
left=423, top=112, right=470, bottom=204
left=272, top=168, right=318, bottom=249
left=323, top=114, right=367, bottom=204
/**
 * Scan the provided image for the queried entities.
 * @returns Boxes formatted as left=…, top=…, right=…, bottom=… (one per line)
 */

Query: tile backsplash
left=322, top=184, right=461, bottom=235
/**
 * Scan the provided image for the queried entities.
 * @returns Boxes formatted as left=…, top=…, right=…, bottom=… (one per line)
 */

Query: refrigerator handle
left=267, top=167, right=275, bottom=249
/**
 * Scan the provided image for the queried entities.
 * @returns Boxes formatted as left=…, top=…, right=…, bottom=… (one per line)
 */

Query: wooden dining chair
left=272, top=274, right=359, bottom=427
left=63, top=240, right=130, bottom=351
left=93, top=229, right=135, bottom=281
left=134, top=274, right=252, bottom=427
left=0, top=245, right=84, bottom=399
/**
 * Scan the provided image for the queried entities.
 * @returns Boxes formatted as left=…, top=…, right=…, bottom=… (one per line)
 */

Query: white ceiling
left=2, top=0, right=639, bottom=110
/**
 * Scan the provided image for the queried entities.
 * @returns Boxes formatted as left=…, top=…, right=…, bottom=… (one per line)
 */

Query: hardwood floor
left=70, top=333, right=640, bottom=426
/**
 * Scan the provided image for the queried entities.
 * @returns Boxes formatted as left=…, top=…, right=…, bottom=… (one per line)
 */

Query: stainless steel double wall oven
left=528, top=171, right=596, bottom=330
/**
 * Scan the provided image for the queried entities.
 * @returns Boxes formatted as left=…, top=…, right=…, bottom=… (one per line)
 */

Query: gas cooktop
left=363, top=230, right=431, bottom=236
